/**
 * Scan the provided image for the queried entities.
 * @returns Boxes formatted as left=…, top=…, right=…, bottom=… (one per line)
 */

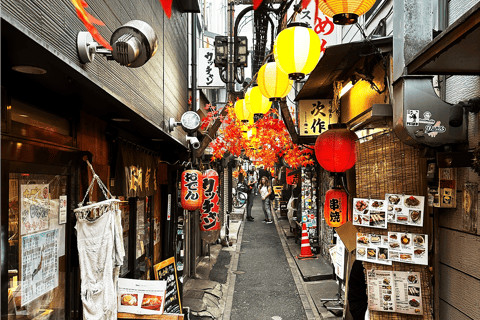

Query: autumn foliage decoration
left=202, top=103, right=314, bottom=169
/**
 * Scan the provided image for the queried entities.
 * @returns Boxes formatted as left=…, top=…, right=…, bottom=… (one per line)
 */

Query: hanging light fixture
left=318, top=0, right=377, bottom=25
left=314, top=123, right=357, bottom=173
left=273, top=22, right=321, bottom=81
left=257, top=62, right=293, bottom=101
left=234, top=99, right=251, bottom=122
left=244, top=86, right=272, bottom=120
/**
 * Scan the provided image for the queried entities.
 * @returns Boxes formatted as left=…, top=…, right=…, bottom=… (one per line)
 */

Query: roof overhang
left=295, top=36, right=393, bottom=101
left=406, top=2, right=480, bottom=75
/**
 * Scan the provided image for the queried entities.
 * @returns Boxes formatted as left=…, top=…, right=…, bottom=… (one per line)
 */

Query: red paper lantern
left=324, top=188, right=348, bottom=228
left=286, top=168, right=299, bottom=185
left=314, top=124, right=357, bottom=173
left=181, top=170, right=203, bottom=211
left=200, top=169, right=220, bottom=233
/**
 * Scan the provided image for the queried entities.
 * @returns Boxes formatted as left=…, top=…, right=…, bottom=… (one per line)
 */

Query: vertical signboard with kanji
left=298, top=99, right=338, bottom=136
left=198, top=48, right=225, bottom=88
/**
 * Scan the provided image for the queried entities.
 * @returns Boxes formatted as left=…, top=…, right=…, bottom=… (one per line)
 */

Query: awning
left=295, top=36, right=392, bottom=101
left=406, top=2, right=480, bottom=75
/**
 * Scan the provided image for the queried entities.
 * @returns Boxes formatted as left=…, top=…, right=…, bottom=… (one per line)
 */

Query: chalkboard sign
left=153, top=257, right=182, bottom=314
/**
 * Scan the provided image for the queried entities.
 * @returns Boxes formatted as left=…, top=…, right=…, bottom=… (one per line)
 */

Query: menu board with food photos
left=367, top=269, right=423, bottom=315
left=353, top=198, right=387, bottom=229
left=356, top=233, right=392, bottom=265
left=385, top=194, right=425, bottom=227
left=388, top=232, right=428, bottom=265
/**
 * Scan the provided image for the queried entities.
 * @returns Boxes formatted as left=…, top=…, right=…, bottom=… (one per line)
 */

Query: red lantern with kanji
left=314, top=123, right=357, bottom=173
left=324, top=187, right=348, bottom=228
left=286, top=168, right=299, bottom=185
left=181, top=170, right=203, bottom=210
left=200, top=169, right=221, bottom=243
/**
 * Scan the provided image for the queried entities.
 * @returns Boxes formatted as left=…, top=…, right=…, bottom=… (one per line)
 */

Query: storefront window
left=8, top=173, right=68, bottom=320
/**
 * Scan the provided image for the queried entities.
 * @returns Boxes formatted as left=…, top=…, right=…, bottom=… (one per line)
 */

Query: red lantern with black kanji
left=286, top=168, right=299, bottom=185
left=181, top=170, right=203, bottom=210
left=200, top=169, right=220, bottom=243
left=314, top=123, right=357, bottom=173
left=324, top=187, right=348, bottom=228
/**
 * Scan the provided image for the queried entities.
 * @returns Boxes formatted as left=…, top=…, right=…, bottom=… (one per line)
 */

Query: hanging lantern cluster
left=314, top=123, right=357, bottom=173
left=234, top=99, right=251, bottom=122
left=245, top=86, right=272, bottom=121
left=273, top=22, right=322, bottom=81
left=324, top=187, right=348, bottom=228
left=257, top=62, right=293, bottom=101
left=318, top=0, right=377, bottom=25
left=181, top=170, right=203, bottom=211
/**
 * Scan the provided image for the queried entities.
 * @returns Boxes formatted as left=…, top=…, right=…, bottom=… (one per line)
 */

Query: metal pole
left=191, top=12, right=198, bottom=166
left=227, top=0, right=235, bottom=97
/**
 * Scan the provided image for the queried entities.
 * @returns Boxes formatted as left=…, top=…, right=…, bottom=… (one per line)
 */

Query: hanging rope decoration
left=74, top=160, right=120, bottom=221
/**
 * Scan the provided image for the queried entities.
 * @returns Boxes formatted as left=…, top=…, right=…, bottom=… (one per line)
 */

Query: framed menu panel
left=353, top=198, right=387, bottom=229
left=356, top=233, right=392, bottom=265
left=154, top=257, right=182, bottom=314
left=388, top=232, right=428, bottom=265
left=385, top=194, right=425, bottom=227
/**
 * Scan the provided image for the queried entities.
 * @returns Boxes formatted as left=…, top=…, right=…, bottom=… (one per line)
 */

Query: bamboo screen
left=355, top=130, right=433, bottom=320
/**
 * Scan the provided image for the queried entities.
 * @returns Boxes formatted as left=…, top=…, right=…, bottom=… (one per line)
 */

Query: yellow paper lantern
left=318, top=0, right=377, bottom=25
left=244, top=86, right=272, bottom=115
left=247, top=112, right=254, bottom=125
left=257, top=62, right=293, bottom=101
left=234, top=99, right=250, bottom=122
left=274, top=23, right=321, bottom=81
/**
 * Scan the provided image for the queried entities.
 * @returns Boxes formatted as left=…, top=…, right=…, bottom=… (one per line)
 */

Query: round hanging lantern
left=245, top=86, right=272, bottom=117
left=234, top=99, right=251, bottom=122
left=318, top=0, right=377, bottom=25
left=286, top=168, right=299, bottom=185
left=181, top=169, right=203, bottom=211
left=314, top=123, right=357, bottom=173
left=257, top=62, right=293, bottom=101
left=324, top=187, right=348, bottom=228
left=273, top=22, right=321, bottom=81
left=200, top=169, right=221, bottom=243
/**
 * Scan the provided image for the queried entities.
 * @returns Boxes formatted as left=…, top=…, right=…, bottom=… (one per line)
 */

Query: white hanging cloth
left=74, top=160, right=125, bottom=320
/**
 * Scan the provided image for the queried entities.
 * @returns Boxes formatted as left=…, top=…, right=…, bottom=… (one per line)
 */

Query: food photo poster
left=353, top=198, right=387, bottom=229
left=118, top=278, right=166, bottom=315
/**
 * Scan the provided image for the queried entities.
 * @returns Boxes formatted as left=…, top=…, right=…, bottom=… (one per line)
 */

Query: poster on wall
left=388, top=232, right=428, bottom=265
left=301, top=167, right=317, bottom=244
left=385, top=194, right=425, bottom=226
left=367, top=269, right=423, bottom=315
left=21, top=229, right=59, bottom=306
left=20, top=184, right=50, bottom=235
left=353, top=198, right=387, bottom=229
left=58, top=195, right=67, bottom=224
left=356, top=233, right=392, bottom=266
left=117, top=278, right=166, bottom=315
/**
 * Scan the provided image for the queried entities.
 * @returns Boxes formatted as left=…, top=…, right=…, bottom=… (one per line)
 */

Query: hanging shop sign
left=298, top=99, right=337, bottom=136
left=286, top=168, right=300, bottom=185
left=367, top=269, right=423, bottom=315
left=116, top=143, right=157, bottom=198
left=181, top=170, right=203, bottom=211
left=356, top=233, right=392, bottom=266
left=324, top=188, right=348, bottom=228
left=200, top=169, right=221, bottom=243
left=21, top=229, right=59, bottom=305
left=198, top=48, right=224, bottom=88
left=154, top=257, right=182, bottom=314
left=117, top=278, right=166, bottom=315
left=20, top=184, right=50, bottom=235
left=353, top=198, right=387, bottom=229
left=385, top=194, right=425, bottom=226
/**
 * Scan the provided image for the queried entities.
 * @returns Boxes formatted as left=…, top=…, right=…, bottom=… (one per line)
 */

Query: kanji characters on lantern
left=324, top=188, right=348, bottom=228
left=200, top=170, right=221, bottom=243
left=181, top=170, right=203, bottom=211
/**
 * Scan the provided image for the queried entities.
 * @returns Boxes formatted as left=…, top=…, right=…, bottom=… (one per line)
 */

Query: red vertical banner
left=200, top=170, right=220, bottom=232
left=181, top=170, right=203, bottom=211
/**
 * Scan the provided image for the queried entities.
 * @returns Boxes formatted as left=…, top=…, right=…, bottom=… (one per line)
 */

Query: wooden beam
left=279, top=100, right=299, bottom=144
left=196, top=106, right=228, bottom=157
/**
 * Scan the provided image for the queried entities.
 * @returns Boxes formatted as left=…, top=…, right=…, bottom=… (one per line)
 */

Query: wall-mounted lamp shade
left=257, top=62, right=293, bottom=101
left=244, top=86, right=272, bottom=115
left=234, top=99, right=251, bottom=122
left=318, top=0, right=377, bottom=25
left=274, top=23, right=321, bottom=80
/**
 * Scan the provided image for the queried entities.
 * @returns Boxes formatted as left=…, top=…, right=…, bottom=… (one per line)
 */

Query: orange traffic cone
left=296, top=222, right=316, bottom=260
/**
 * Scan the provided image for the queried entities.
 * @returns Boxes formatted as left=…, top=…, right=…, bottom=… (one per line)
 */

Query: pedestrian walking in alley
left=258, top=176, right=273, bottom=223
left=246, top=167, right=257, bottom=221
left=253, top=167, right=259, bottom=196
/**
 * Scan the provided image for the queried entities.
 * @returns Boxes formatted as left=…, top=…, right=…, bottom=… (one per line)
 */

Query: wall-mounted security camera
left=186, top=136, right=200, bottom=149
left=77, top=20, right=158, bottom=68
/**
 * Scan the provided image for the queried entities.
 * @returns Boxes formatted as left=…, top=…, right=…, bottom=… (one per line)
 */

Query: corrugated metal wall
left=438, top=1, right=480, bottom=319
left=1, top=0, right=188, bottom=144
